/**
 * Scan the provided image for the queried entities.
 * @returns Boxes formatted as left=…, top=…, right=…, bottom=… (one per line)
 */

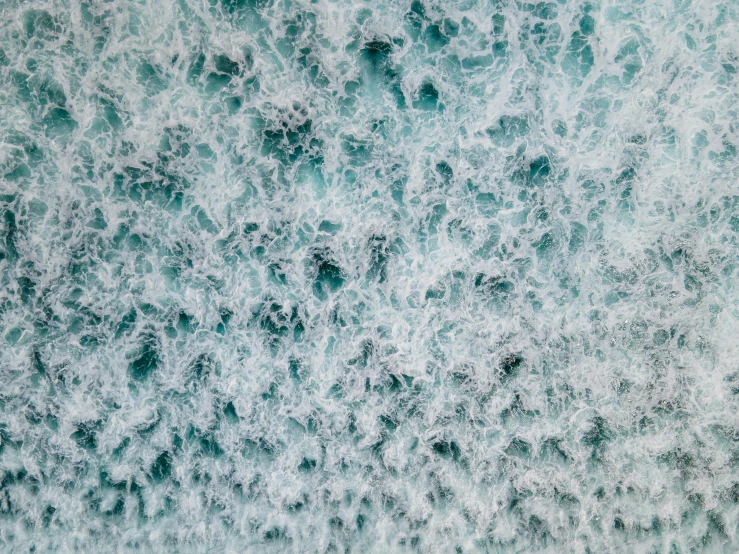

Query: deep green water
left=1, top=0, right=738, bottom=552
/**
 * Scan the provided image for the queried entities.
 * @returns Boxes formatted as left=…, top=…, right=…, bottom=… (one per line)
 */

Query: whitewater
left=0, top=0, right=738, bottom=552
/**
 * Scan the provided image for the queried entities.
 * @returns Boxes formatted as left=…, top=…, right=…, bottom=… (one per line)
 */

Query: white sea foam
left=0, top=0, right=738, bottom=552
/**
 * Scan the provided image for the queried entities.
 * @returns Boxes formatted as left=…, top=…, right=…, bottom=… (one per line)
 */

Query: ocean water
left=1, top=0, right=738, bottom=552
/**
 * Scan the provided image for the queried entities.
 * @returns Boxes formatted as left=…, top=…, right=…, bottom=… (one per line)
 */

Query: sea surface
left=1, top=0, right=738, bottom=552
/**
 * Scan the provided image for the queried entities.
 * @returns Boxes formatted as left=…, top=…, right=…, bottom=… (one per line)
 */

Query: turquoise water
left=1, top=0, right=738, bottom=552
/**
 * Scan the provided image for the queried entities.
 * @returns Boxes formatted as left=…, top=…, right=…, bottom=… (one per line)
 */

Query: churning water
left=1, top=0, right=738, bottom=552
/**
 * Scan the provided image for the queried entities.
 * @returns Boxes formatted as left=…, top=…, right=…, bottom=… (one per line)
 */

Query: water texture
left=1, top=0, right=738, bottom=552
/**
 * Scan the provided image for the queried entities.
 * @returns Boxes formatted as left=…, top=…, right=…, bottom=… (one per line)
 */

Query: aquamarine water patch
left=1, top=0, right=739, bottom=552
